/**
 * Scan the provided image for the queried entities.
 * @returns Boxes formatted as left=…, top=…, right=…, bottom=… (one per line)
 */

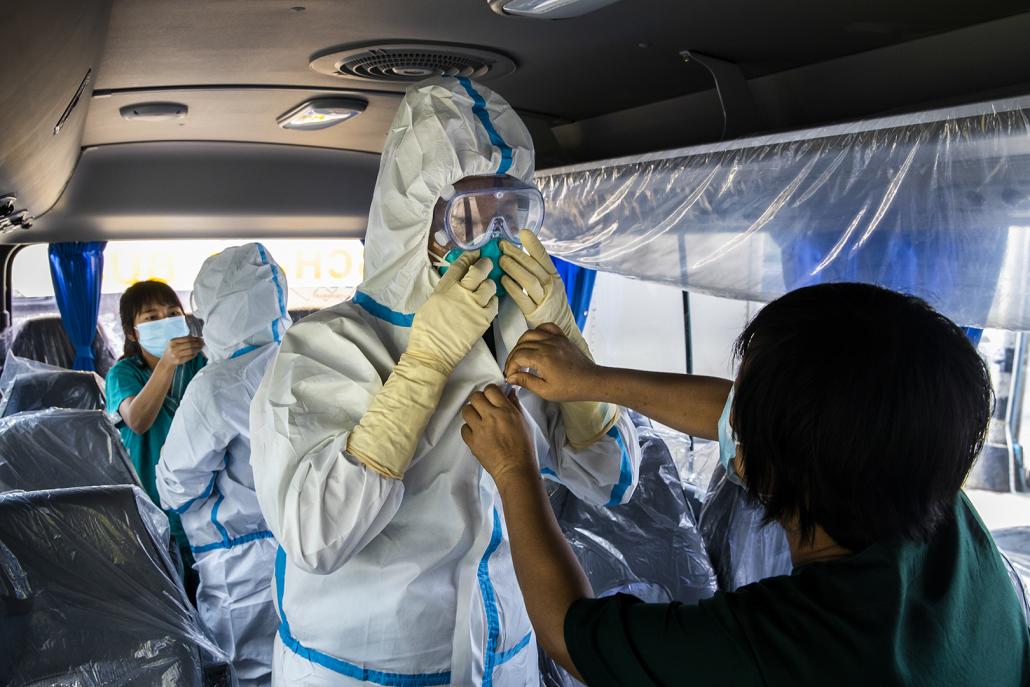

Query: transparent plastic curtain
left=48, top=241, right=107, bottom=371
left=536, top=97, right=1030, bottom=331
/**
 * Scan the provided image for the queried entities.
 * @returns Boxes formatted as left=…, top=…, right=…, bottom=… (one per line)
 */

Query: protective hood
left=192, top=243, right=291, bottom=361
left=358, top=77, right=536, bottom=315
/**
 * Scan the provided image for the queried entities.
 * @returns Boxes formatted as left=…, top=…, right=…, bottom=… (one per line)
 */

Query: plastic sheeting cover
left=541, top=428, right=718, bottom=687
left=0, top=408, right=139, bottom=493
left=992, top=527, right=1030, bottom=623
left=662, top=432, right=720, bottom=511
left=0, top=353, right=105, bottom=418
left=537, top=96, right=1030, bottom=330
left=0, top=351, right=67, bottom=392
left=550, top=427, right=717, bottom=602
left=8, top=316, right=117, bottom=378
left=699, top=467, right=793, bottom=592
left=0, top=485, right=234, bottom=686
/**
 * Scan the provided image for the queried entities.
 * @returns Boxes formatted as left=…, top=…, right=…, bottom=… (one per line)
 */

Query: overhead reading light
left=488, top=0, right=622, bottom=19
left=277, top=97, right=367, bottom=131
left=119, top=102, right=188, bottom=121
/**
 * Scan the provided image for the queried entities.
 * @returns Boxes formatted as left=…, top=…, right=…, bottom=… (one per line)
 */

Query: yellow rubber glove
left=347, top=252, right=498, bottom=479
left=500, top=230, right=617, bottom=449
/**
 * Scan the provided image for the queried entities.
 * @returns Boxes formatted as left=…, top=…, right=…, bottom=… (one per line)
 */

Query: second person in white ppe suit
left=159, top=243, right=292, bottom=687
left=250, top=77, right=641, bottom=686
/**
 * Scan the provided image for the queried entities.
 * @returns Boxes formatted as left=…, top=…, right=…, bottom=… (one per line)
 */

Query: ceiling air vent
left=310, top=43, right=516, bottom=82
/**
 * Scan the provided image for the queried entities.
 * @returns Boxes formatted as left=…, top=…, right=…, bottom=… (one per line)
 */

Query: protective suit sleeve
left=347, top=253, right=498, bottom=478
left=250, top=313, right=405, bottom=575
left=156, top=379, right=228, bottom=513
left=345, top=354, right=449, bottom=479
left=525, top=391, right=641, bottom=508
left=501, top=231, right=619, bottom=447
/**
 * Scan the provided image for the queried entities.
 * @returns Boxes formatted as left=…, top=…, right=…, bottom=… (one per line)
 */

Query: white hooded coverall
left=250, top=77, right=641, bottom=687
left=158, top=242, right=292, bottom=687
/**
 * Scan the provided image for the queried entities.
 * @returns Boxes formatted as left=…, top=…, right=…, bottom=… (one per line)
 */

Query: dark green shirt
left=565, top=494, right=1029, bottom=686
left=105, top=354, right=206, bottom=546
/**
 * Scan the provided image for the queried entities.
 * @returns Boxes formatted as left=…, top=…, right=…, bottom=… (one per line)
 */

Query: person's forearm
left=346, top=351, right=450, bottom=479
left=591, top=369, right=732, bottom=440
left=121, top=362, right=175, bottom=434
left=495, top=469, right=590, bottom=681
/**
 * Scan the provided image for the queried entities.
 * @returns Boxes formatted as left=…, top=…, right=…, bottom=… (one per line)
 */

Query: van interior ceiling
left=2, top=0, right=1030, bottom=249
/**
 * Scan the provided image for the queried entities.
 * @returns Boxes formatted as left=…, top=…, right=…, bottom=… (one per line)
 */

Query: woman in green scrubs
left=463, top=283, right=1029, bottom=686
left=105, top=280, right=206, bottom=598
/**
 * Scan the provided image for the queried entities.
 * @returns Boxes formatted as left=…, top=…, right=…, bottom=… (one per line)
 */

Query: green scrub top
left=105, top=354, right=207, bottom=551
left=565, top=493, right=1030, bottom=686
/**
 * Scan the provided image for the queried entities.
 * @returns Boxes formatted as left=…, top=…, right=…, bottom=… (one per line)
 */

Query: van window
left=11, top=239, right=364, bottom=351
left=584, top=273, right=689, bottom=375
left=11, top=243, right=62, bottom=322
left=583, top=277, right=768, bottom=379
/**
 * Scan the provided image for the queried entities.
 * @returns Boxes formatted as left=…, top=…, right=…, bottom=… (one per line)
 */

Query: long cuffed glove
left=500, top=230, right=617, bottom=449
left=347, top=252, right=498, bottom=478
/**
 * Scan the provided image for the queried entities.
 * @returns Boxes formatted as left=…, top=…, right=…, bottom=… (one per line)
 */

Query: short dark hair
left=118, top=280, right=185, bottom=359
left=732, top=283, right=992, bottom=551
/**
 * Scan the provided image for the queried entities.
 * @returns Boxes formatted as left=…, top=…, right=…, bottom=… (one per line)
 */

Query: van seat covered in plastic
left=1, top=370, right=104, bottom=417
left=0, top=485, right=233, bottom=686
left=10, top=316, right=116, bottom=377
left=698, top=465, right=793, bottom=592
left=0, top=408, right=138, bottom=492
left=287, top=308, right=317, bottom=324
left=541, top=428, right=719, bottom=686
left=992, top=527, right=1030, bottom=623
left=549, top=429, right=719, bottom=605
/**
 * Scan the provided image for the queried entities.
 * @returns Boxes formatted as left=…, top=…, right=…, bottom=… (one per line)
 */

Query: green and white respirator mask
left=432, top=176, right=545, bottom=295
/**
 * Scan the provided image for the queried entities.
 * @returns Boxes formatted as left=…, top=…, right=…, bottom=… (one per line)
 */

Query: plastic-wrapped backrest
left=541, top=429, right=719, bottom=686
left=992, top=527, right=1030, bottom=624
left=9, top=316, right=117, bottom=377
left=550, top=429, right=718, bottom=604
left=0, top=485, right=234, bottom=686
left=699, top=466, right=793, bottom=591
left=0, top=352, right=66, bottom=392
left=1, top=369, right=105, bottom=417
left=1000, top=553, right=1030, bottom=625
left=0, top=409, right=138, bottom=493
left=287, top=308, right=318, bottom=324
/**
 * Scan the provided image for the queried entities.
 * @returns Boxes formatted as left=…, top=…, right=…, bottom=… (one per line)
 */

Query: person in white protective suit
left=250, top=77, right=641, bottom=687
left=158, top=243, right=291, bottom=687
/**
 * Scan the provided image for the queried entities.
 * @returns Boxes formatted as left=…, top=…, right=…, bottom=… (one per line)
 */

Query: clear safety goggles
left=434, top=178, right=545, bottom=251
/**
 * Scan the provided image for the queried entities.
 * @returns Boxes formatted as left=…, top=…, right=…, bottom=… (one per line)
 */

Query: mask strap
left=428, top=248, right=451, bottom=270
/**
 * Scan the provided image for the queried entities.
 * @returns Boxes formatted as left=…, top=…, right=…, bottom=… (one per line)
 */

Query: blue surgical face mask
left=718, top=387, right=744, bottom=486
left=136, top=315, right=189, bottom=357
left=438, top=239, right=508, bottom=296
